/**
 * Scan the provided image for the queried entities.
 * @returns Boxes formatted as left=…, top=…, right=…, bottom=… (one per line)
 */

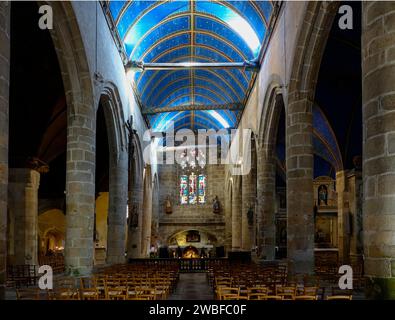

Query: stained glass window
left=180, top=175, right=188, bottom=204
left=198, top=175, right=206, bottom=204
left=189, top=173, right=197, bottom=204
left=180, top=172, right=206, bottom=205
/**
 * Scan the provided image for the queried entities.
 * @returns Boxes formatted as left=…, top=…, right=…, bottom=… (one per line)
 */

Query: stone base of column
left=288, top=251, right=315, bottom=275
left=106, top=255, right=125, bottom=264
left=8, top=169, right=40, bottom=266
left=365, top=277, right=395, bottom=300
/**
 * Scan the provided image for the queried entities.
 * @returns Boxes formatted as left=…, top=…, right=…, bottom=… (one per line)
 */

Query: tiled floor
left=169, top=273, right=214, bottom=300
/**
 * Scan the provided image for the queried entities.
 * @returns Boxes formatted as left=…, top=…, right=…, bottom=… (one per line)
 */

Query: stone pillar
left=106, top=150, right=128, bottom=264
left=141, top=166, right=152, bottom=257
left=231, top=176, right=242, bottom=250
left=0, top=1, right=10, bottom=300
left=336, top=170, right=350, bottom=265
left=362, top=1, right=395, bottom=299
left=256, top=144, right=276, bottom=260
left=242, top=160, right=256, bottom=252
left=347, top=170, right=363, bottom=261
left=8, top=169, right=40, bottom=265
left=286, top=95, right=314, bottom=274
left=127, top=180, right=144, bottom=259
left=224, top=182, right=232, bottom=253
left=65, top=107, right=96, bottom=275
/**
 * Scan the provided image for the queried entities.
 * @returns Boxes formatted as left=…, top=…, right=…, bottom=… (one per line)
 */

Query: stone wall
left=157, top=163, right=226, bottom=247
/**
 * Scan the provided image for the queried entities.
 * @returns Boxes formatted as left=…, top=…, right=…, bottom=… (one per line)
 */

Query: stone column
left=65, top=107, right=96, bottom=275
left=127, top=181, right=144, bottom=259
left=286, top=95, right=314, bottom=274
left=336, top=170, right=350, bottom=265
left=224, top=182, right=232, bottom=253
left=362, top=1, right=395, bottom=299
left=242, top=161, right=256, bottom=252
left=231, top=176, right=242, bottom=250
left=347, top=170, right=363, bottom=261
left=141, top=166, right=152, bottom=257
left=256, top=144, right=276, bottom=260
left=106, top=150, right=128, bottom=264
left=0, top=1, right=10, bottom=300
left=8, top=169, right=40, bottom=266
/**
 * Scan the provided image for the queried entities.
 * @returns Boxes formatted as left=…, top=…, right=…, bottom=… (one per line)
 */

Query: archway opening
left=275, top=105, right=286, bottom=259
left=313, top=0, right=362, bottom=268
left=8, top=1, right=67, bottom=266
left=94, top=101, right=110, bottom=264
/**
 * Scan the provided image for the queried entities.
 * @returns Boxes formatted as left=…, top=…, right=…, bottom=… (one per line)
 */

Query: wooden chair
left=134, top=286, right=156, bottom=300
left=218, top=287, right=240, bottom=300
left=295, top=295, right=318, bottom=300
left=105, top=286, right=127, bottom=300
left=265, top=295, right=283, bottom=300
left=52, top=288, right=80, bottom=300
left=303, top=286, right=318, bottom=296
left=296, top=286, right=318, bottom=299
left=126, top=286, right=139, bottom=300
left=326, top=295, right=352, bottom=300
left=16, top=288, right=40, bottom=300
left=276, top=286, right=296, bottom=300
left=248, top=293, right=267, bottom=300
left=80, top=288, right=99, bottom=300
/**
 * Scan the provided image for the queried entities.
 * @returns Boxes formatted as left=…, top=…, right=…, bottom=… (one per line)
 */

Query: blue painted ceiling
left=106, top=0, right=275, bottom=131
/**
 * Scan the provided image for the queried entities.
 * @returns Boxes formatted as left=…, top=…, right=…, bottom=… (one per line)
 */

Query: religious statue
left=247, top=205, right=254, bottom=226
left=165, top=195, right=172, bottom=214
left=212, top=196, right=220, bottom=214
left=318, top=185, right=328, bottom=206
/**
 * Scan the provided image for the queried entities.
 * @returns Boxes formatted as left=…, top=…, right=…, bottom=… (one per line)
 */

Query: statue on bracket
left=165, top=195, right=172, bottom=214
left=213, top=196, right=220, bottom=214
left=318, top=184, right=328, bottom=206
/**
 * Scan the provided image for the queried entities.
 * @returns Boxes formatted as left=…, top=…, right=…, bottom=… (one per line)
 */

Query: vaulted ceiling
left=105, top=0, right=276, bottom=131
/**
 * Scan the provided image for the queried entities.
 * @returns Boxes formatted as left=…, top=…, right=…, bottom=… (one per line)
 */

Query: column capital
left=8, top=168, right=40, bottom=189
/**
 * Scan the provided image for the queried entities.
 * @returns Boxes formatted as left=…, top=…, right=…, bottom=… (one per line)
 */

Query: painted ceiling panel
left=107, top=1, right=276, bottom=131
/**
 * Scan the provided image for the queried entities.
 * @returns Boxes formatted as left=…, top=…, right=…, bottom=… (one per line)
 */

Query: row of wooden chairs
left=215, top=285, right=352, bottom=301
left=16, top=287, right=156, bottom=300
left=14, top=260, right=181, bottom=300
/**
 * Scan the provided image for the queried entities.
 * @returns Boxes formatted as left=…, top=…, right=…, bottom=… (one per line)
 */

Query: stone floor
left=169, top=273, right=214, bottom=300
